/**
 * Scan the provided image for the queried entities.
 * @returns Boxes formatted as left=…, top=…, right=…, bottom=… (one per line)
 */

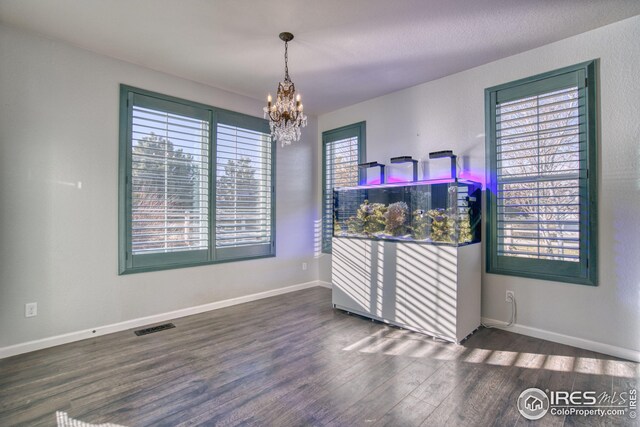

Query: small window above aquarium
left=333, top=179, right=481, bottom=246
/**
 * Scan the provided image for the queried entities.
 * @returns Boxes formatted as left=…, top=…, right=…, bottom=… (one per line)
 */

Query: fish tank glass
left=333, top=179, right=481, bottom=245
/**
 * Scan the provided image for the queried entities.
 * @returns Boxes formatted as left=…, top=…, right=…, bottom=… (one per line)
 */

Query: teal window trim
left=119, top=85, right=275, bottom=274
left=322, top=121, right=366, bottom=254
left=485, top=60, right=598, bottom=286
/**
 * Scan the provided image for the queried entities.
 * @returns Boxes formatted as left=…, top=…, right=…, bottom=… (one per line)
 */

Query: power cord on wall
left=482, top=293, right=517, bottom=329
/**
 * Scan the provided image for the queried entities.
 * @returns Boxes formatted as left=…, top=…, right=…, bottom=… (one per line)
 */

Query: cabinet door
left=395, top=244, right=458, bottom=341
left=332, top=238, right=375, bottom=314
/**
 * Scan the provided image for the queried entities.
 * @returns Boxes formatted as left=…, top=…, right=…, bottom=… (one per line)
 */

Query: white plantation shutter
left=125, top=93, right=210, bottom=269
left=486, top=62, right=597, bottom=285
left=496, top=86, right=582, bottom=261
left=322, top=123, right=365, bottom=252
left=215, top=114, right=274, bottom=260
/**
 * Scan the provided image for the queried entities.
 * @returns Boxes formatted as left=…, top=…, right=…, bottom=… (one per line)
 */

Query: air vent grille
left=134, top=323, right=175, bottom=336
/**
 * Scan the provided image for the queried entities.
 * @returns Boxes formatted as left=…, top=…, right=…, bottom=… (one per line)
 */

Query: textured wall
left=0, top=25, right=320, bottom=348
left=318, top=16, right=640, bottom=355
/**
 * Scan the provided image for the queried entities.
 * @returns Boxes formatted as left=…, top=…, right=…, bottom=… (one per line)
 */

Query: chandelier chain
left=284, top=41, right=290, bottom=82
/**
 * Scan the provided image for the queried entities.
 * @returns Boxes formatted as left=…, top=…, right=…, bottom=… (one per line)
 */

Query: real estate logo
left=517, top=388, right=550, bottom=420
left=517, top=387, right=637, bottom=420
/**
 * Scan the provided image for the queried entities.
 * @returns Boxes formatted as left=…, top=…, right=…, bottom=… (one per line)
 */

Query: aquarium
left=333, top=179, right=481, bottom=245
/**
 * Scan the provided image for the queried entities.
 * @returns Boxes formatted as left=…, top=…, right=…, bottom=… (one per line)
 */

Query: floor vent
left=134, top=323, right=175, bottom=336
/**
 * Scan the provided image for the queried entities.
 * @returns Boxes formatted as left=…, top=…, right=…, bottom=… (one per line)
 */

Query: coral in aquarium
left=384, top=202, right=409, bottom=236
left=412, top=209, right=431, bottom=240
left=458, top=213, right=472, bottom=243
left=333, top=215, right=343, bottom=236
left=347, top=200, right=387, bottom=236
left=345, top=215, right=364, bottom=234
left=427, top=208, right=456, bottom=243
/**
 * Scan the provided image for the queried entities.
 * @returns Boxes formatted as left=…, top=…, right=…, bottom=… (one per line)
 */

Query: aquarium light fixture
left=359, top=161, right=384, bottom=167
left=264, top=32, right=307, bottom=147
left=390, top=156, right=418, bottom=182
left=428, top=150, right=454, bottom=159
left=358, top=161, right=386, bottom=185
left=429, top=150, right=457, bottom=180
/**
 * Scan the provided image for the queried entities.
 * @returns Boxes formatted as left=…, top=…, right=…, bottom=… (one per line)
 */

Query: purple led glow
left=368, top=176, right=412, bottom=184
left=366, top=176, right=413, bottom=185
left=458, top=171, right=486, bottom=189
left=365, top=176, right=444, bottom=186
left=386, top=176, right=409, bottom=183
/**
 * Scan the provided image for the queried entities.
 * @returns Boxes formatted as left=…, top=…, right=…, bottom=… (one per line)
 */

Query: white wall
left=0, top=24, right=320, bottom=349
left=318, top=16, right=640, bottom=357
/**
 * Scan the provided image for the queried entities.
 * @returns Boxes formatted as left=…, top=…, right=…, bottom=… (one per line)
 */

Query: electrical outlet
left=25, top=302, right=37, bottom=318
left=302, top=262, right=308, bottom=271
left=506, top=291, right=515, bottom=303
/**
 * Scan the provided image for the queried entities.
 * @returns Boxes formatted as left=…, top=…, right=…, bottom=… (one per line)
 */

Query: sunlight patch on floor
left=341, top=330, right=639, bottom=378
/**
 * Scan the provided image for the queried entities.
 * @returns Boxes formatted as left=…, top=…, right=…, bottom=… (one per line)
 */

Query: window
left=485, top=61, right=597, bottom=285
left=119, top=86, right=274, bottom=274
left=322, top=122, right=366, bottom=253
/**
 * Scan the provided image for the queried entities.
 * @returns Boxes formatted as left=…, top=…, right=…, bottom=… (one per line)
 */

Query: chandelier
left=264, top=32, right=307, bottom=147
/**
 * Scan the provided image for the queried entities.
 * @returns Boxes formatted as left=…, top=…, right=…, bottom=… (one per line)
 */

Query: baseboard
left=317, top=280, right=332, bottom=289
left=481, top=316, right=640, bottom=362
left=0, top=280, right=324, bottom=360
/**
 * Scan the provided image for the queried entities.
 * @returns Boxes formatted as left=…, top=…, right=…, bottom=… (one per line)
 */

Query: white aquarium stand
left=331, top=237, right=481, bottom=343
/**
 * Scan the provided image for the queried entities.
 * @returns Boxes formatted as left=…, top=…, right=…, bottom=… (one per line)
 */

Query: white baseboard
left=481, top=316, right=640, bottom=362
left=0, top=280, right=324, bottom=360
left=317, top=280, right=332, bottom=289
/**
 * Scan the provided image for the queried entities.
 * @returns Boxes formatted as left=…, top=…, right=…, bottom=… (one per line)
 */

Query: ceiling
left=1, top=0, right=639, bottom=115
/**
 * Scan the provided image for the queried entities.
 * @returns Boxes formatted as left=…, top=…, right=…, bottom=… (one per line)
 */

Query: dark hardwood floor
left=0, top=287, right=637, bottom=426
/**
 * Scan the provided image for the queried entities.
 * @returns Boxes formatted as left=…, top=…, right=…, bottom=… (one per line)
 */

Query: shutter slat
left=132, top=231, right=209, bottom=239
left=497, top=158, right=581, bottom=170
left=498, top=236, right=580, bottom=244
left=132, top=124, right=209, bottom=141
left=498, top=140, right=582, bottom=155
left=498, top=86, right=578, bottom=107
left=134, top=106, right=205, bottom=126
left=497, top=110, right=581, bottom=129
left=131, top=165, right=209, bottom=178
left=498, top=149, right=582, bottom=163
left=132, top=135, right=210, bottom=153
left=132, top=153, right=208, bottom=165
left=216, top=233, right=271, bottom=241
left=497, top=134, right=583, bottom=152
left=133, top=245, right=207, bottom=252
left=497, top=250, right=579, bottom=259
left=496, top=97, right=581, bottom=119
left=133, top=225, right=207, bottom=232
left=132, top=118, right=209, bottom=136
left=497, top=124, right=580, bottom=143
left=217, top=148, right=270, bottom=158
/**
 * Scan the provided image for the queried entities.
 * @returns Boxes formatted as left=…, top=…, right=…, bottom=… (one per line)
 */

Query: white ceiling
left=1, top=0, right=639, bottom=114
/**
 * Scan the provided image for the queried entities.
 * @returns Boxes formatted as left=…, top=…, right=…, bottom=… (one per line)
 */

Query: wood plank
left=375, top=394, right=437, bottom=427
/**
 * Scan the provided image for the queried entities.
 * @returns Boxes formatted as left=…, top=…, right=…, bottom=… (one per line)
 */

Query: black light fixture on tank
left=429, top=150, right=457, bottom=180
left=390, top=156, right=419, bottom=182
left=358, top=161, right=386, bottom=185
left=264, top=32, right=307, bottom=147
